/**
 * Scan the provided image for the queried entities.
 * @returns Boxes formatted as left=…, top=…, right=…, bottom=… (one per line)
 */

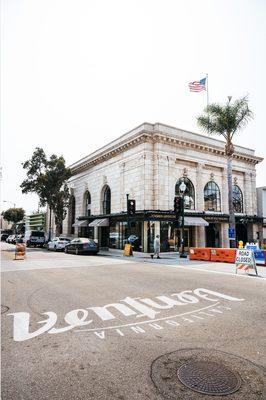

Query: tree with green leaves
left=197, top=96, right=253, bottom=247
left=2, top=208, right=25, bottom=227
left=21, top=148, right=72, bottom=238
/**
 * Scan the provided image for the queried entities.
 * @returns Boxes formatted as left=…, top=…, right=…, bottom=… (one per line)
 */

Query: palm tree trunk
left=227, top=155, right=236, bottom=248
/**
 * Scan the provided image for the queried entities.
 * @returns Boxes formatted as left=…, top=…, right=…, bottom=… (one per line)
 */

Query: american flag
left=188, top=77, right=206, bottom=92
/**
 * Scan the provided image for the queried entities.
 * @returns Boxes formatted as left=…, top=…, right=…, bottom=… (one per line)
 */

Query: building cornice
left=70, top=126, right=263, bottom=176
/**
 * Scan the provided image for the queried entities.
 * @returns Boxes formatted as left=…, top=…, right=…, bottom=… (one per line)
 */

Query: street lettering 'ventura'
left=8, top=288, right=244, bottom=341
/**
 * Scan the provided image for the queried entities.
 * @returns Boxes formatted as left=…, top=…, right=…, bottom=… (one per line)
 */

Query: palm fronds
left=197, top=96, right=253, bottom=141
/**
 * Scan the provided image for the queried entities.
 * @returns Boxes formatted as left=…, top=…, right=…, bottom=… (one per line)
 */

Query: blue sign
left=245, top=244, right=258, bottom=251
left=228, top=228, right=235, bottom=239
left=253, top=250, right=265, bottom=265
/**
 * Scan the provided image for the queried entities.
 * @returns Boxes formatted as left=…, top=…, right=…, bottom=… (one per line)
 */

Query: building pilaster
left=244, top=172, right=253, bottom=215
left=221, top=223, right=230, bottom=248
left=196, top=162, right=204, bottom=211
left=119, top=162, right=125, bottom=211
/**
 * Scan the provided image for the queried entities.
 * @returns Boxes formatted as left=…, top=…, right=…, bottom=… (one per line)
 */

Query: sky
left=1, top=0, right=266, bottom=213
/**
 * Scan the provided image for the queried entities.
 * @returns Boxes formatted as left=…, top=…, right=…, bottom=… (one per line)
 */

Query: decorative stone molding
left=210, top=173, right=214, bottom=181
left=233, top=177, right=238, bottom=185
left=69, top=128, right=262, bottom=175
left=175, top=159, right=197, bottom=168
left=83, top=182, right=89, bottom=191
left=103, top=175, right=108, bottom=185
left=119, top=162, right=126, bottom=171
left=183, top=168, right=188, bottom=177
left=68, top=183, right=75, bottom=189
left=204, top=164, right=223, bottom=172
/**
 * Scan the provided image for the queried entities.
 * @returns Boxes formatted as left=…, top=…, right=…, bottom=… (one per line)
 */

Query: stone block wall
left=62, top=123, right=260, bottom=238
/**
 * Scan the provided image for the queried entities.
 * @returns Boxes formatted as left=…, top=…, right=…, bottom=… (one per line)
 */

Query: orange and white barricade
left=14, top=243, right=26, bottom=260
left=235, top=249, right=258, bottom=276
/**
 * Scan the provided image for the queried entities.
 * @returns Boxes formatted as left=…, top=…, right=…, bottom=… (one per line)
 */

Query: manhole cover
left=1, top=305, right=9, bottom=314
left=177, top=360, right=241, bottom=395
left=151, top=348, right=266, bottom=399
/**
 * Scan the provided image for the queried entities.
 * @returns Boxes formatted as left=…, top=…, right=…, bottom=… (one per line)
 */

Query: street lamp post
left=179, top=181, right=187, bottom=258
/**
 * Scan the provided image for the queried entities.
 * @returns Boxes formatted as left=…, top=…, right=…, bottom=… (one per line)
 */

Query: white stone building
left=63, top=123, right=263, bottom=251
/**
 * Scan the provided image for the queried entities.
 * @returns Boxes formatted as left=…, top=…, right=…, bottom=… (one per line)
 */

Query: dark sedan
left=64, top=238, right=99, bottom=255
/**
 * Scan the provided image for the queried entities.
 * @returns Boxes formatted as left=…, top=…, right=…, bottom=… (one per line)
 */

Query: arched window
left=84, top=191, right=91, bottom=216
left=175, top=178, right=195, bottom=209
left=69, top=195, right=76, bottom=234
left=102, top=186, right=111, bottom=214
left=233, top=185, right=243, bottom=213
left=204, top=181, right=221, bottom=211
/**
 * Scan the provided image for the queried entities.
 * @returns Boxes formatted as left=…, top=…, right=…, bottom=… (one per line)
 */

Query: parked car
left=6, top=234, right=16, bottom=244
left=47, top=237, right=71, bottom=251
left=24, top=230, right=45, bottom=247
left=1, top=233, right=10, bottom=242
left=64, top=238, right=99, bottom=255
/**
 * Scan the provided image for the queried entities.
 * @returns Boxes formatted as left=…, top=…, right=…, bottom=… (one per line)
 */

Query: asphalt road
left=1, top=244, right=266, bottom=399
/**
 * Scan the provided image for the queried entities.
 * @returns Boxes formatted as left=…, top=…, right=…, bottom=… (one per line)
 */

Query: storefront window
left=109, top=222, right=120, bottom=249
left=80, top=226, right=94, bottom=239
left=159, top=222, right=191, bottom=252
left=128, top=221, right=142, bottom=252
left=175, top=178, right=195, bottom=209
left=109, top=221, right=129, bottom=250
left=233, top=185, right=243, bottom=213
left=109, top=221, right=142, bottom=251
left=204, top=181, right=221, bottom=211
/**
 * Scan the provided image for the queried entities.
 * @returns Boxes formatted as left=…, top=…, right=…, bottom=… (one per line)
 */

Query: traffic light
left=174, top=196, right=182, bottom=215
left=127, top=199, right=136, bottom=215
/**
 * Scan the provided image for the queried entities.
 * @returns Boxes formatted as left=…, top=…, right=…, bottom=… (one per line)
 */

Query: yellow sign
left=124, top=244, right=133, bottom=257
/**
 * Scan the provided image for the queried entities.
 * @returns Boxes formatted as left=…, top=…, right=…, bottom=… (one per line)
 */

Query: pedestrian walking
left=151, top=235, right=161, bottom=259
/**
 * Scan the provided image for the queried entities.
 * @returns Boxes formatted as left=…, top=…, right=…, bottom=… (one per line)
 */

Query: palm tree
left=197, top=96, right=253, bottom=248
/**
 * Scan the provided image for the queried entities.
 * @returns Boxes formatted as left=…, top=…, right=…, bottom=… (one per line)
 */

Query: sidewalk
left=99, top=248, right=266, bottom=278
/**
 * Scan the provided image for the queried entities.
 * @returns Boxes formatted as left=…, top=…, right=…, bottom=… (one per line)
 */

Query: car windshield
left=59, top=237, right=70, bottom=241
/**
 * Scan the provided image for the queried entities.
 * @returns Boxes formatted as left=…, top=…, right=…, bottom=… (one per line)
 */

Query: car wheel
left=54, top=245, right=57, bottom=251
left=64, top=247, right=68, bottom=254
left=75, top=248, right=79, bottom=255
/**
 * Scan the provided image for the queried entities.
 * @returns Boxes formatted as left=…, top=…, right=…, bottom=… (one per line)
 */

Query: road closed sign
left=235, top=249, right=258, bottom=275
